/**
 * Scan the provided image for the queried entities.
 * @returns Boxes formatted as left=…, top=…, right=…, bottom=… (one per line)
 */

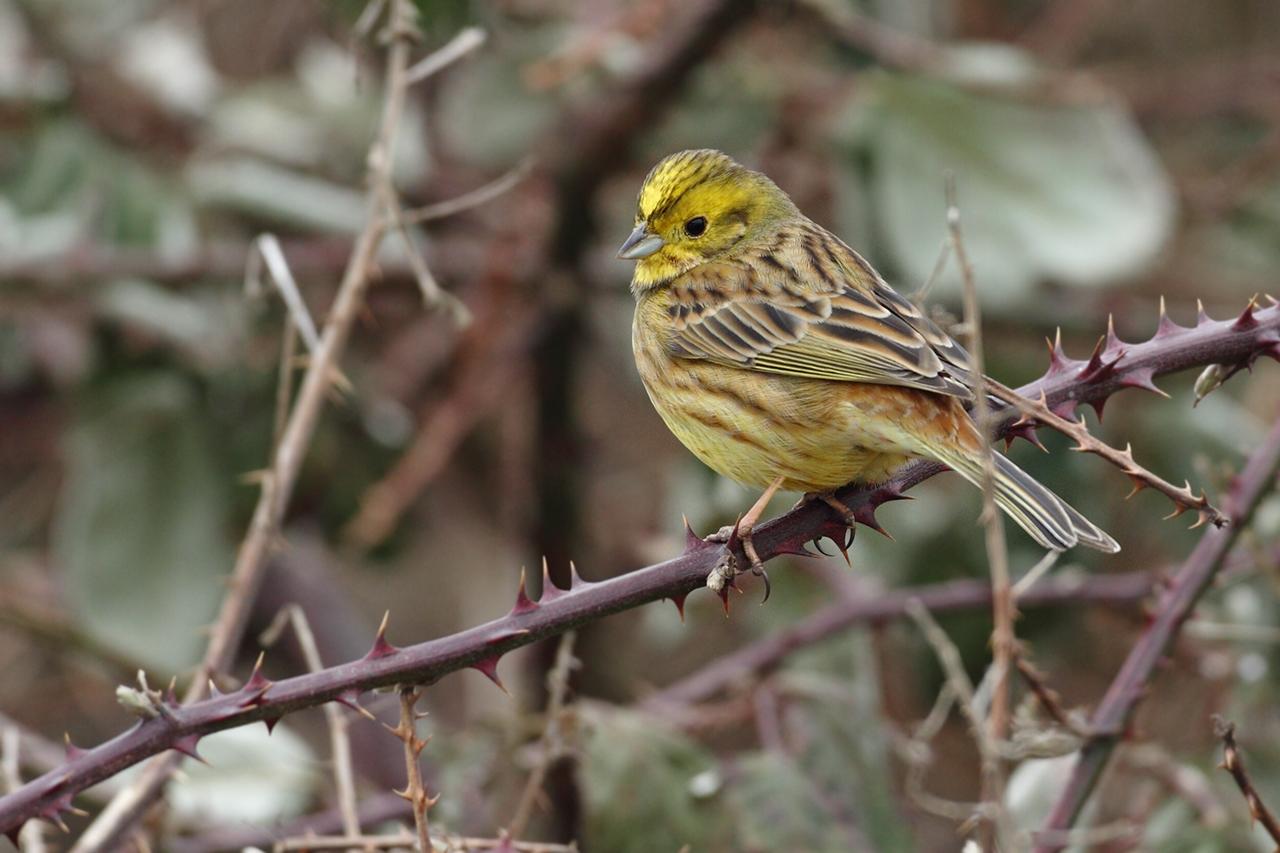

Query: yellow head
left=618, top=149, right=798, bottom=291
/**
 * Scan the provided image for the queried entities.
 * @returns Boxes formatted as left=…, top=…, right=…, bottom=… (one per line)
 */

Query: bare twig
left=1014, top=655, right=1087, bottom=737
left=404, top=26, right=487, bottom=84
left=261, top=606, right=360, bottom=840
left=1213, top=716, right=1280, bottom=848
left=509, top=632, right=577, bottom=838
left=948, top=178, right=1015, bottom=834
left=390, top=689, right=435, bottom=853
left=402, top=158, right=534, bottom=226
left=905, top=599, right=1010, bottom=843
left=273, top=833, right=576, bottom=852
left=3, top=729, right=48, bottom=853
left=1035, top=416, right=1280, bottom=851
left=986, top=373, right=1224, bottom=527
left=246, top=234, right=322, bottom=355
left=644, top=569, right=1154, bottom=709
left=69, top=3, right=439, bottom=849
left=3, top=302, right=1278, bottom=835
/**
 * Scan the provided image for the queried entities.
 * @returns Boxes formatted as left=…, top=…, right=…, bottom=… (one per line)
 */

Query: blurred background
left=1, top=0, right=1279, bottom=850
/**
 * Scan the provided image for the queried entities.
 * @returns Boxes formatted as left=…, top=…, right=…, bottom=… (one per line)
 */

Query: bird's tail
left=937, top=447, right=1120, bottom=554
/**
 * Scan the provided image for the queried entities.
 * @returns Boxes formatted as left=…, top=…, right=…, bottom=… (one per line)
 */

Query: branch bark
left=1033, top=412, right=1280, bottom=851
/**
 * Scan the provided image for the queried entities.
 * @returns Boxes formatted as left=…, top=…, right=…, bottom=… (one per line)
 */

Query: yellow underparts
left=633, top=291, right=921, bottom=492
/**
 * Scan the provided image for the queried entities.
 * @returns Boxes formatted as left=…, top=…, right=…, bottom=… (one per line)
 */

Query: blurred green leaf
left=208, top=40, right=429, bottom=184
left=97, top=279, right=247, bottom=369
left=186, top=156, right=368, bottom=232
left=838, top=46, right=1174, bottom=304
left=164, top=723, right=316, bottom=825
left=726, top=752, right=870, bottom=852
left=437, top=24, right=563, bottom=168
left=3, top=120, right=196, bottom=255
left=579, top=707, right=728, bottom=852
left=54, top=374, right=231, bottom=671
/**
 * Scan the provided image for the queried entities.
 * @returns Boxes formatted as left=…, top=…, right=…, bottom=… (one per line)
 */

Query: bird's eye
left=684, top=216, right=708, bottom=238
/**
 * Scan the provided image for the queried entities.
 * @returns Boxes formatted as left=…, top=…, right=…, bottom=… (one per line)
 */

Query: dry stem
left=986, top=376, right=1224, bottom=527
left=273, top=833, right=576, bottom=852
left=1213, top=716, right=1280, bottom=848
left=391, top=689, right=435, bottom=852
left=3, top=729, right=48, bottom=853
left=509, top=632, right=578, bottom=838
left=70, top=3, right=462, bottom=849
left=948, top=177, right=1015, bottom=827
left=1035, top=416, right=1280, bottom=850
left=905, top=598, right=1010, bottom=843
left=261, top=606, right=360, bottom=839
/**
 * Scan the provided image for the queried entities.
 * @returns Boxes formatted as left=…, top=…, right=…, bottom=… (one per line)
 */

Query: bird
left=618, top=149, right=1118, bottom=582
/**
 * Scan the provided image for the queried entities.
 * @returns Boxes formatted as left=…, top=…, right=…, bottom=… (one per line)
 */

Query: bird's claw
left=705, top=525, right=771, bottom=604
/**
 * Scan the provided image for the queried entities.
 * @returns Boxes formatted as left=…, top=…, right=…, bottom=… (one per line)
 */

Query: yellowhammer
left=619, top=149, right=1118, bottom=577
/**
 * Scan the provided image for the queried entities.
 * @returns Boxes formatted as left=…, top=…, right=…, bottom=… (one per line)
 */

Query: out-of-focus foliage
left=845, top=46, right=1175, bottom=301
left=55, top=375, right=230, bottom=671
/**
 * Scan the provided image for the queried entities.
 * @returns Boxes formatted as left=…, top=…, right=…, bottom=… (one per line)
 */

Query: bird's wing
left=667, top=236, right=974, bottom=398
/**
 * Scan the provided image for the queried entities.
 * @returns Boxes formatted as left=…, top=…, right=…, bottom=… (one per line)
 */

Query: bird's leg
left=706, top=475, right=785, bottom=602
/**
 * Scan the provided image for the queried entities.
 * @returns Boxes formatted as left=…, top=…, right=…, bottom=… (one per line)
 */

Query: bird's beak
left=617, top=225, right=664, bottom=260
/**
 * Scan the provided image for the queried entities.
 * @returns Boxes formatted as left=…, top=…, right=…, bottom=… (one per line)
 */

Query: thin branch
left=1034, top=415, right=1280, bottom=851
left=404, top=27, right=487, bottom=85
left=1014, top=654, right=1087, bottom=738
left=401, top=158, right=534, bottom=226
left=3, top=729, right=48, bottom=853
left=2, top=300, right=1278, bottom=835
left=986, top=374, right=1224, bottom=526
left=246, top=234, right=322, bottom=355
left=273, top=833, right=576, bottom=852
left=390, top=689, right=435, bottom=853
left=260, top=606, right=360, bottom=840
left=1213, top=716, right=1280, bottom=848
left=644, top=569, right=1154, bottom=709
left=905, top=598, right=1009, bottom=843
left=947, top=178, right=1016, bottom=781
left=69, top=2, right=431, bottom=849
left=509, top=632, right=577, bottom=838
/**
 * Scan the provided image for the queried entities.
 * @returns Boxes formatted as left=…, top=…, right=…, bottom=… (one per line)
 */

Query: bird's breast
left=631, top=295, right=905, bottom=491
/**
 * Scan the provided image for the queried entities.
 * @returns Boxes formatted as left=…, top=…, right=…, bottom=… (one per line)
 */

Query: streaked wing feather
left=669, top=238, right=973, bottom=397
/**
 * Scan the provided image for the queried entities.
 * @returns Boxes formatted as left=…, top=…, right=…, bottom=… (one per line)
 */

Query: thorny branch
left=1213, top=716, right=1280, bottom=849
left=1034, top=413, right=1280, bottom=851
left=988, top=325, right=1226, bottom=525
left=1014, top=654, right=1087, bottom=738
left=643, top=569, right=1155, bottom=709
left=390, top=688, right=436, bottom=853
left=1, top=303, right=1277, bottom=836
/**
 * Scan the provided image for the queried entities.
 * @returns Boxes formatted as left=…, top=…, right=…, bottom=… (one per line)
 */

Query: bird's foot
left=705, top=477, right=783, bottom=604
left=705, top=521, right=771, bottom=603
